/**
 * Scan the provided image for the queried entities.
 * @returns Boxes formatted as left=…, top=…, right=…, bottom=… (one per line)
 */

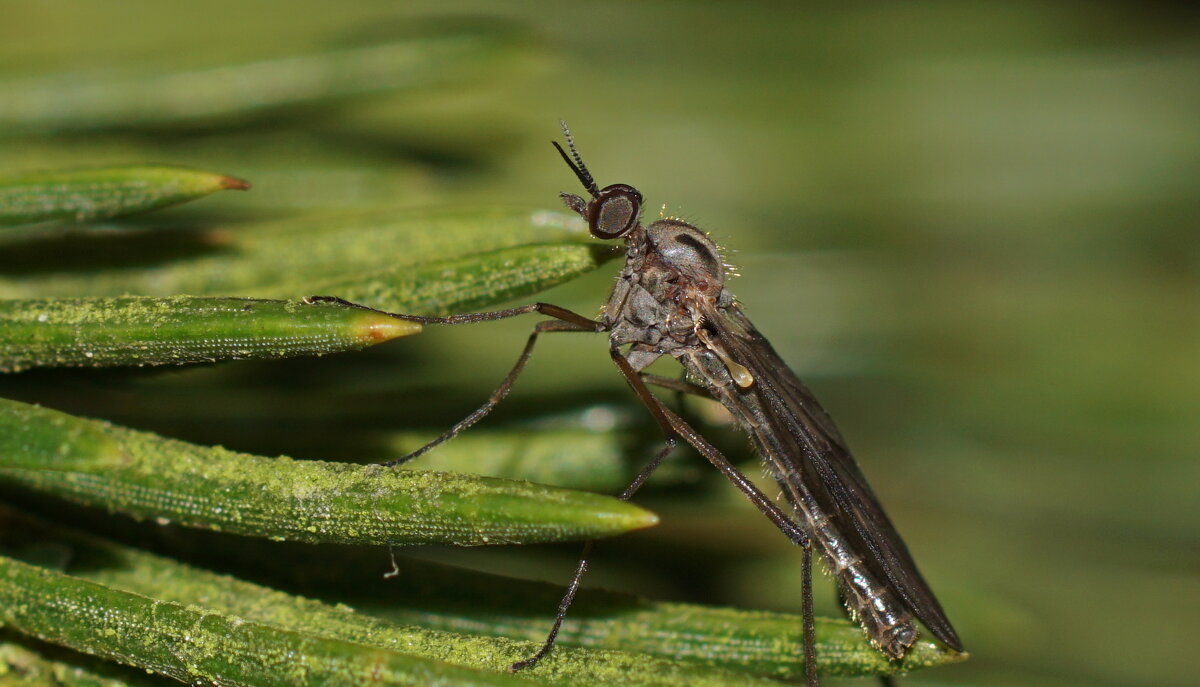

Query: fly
left=309, top=122, right=962, bottom=685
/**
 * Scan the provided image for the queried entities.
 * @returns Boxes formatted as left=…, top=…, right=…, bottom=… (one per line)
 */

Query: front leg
left=304, top=296, right=602, bottom=330
left=383, top=318, right=596, bottom=466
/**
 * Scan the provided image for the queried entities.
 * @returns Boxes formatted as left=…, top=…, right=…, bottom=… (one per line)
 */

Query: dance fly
left=310, top=122, right=962, bottom=685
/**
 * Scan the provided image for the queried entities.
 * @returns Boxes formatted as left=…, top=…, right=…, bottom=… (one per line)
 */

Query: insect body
left=311, top=123, right=961, bottom=684
left=555, top=123, right=963, bottom=673
left=605, top=216, right=928, bottom=657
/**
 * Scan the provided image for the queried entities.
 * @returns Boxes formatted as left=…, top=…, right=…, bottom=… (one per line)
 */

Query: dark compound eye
left=552, top=125, right=644, bottom=240
left=588, top=183, right=643, bottom=239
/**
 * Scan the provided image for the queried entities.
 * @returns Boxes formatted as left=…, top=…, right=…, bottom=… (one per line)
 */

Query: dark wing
left=707, top=305, right=962, bottom=651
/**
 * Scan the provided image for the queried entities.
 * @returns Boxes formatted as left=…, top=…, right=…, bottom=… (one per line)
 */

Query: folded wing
left=710, top=306, right=962, bottom=651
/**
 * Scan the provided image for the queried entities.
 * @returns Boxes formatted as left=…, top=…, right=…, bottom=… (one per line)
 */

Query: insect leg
left=304, top=297, right=602, bottom=466
left=613, top=353, right=821, bottom=686
left=303, top=296, right=600, bottom=329
left=638, top=372, right=711, bottom=399
left=510, top=436, right=677, bottom=672
left=382, top=318, right=596, bottom=467
left=611, top=353, right=810, bottom=548
left=509, top=539, right=593, bottom=672
left=802, top=542, right=819, bottom=687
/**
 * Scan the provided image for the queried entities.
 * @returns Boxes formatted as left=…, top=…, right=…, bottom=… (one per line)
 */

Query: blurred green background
left=1, top=1, right=1196, bottom=685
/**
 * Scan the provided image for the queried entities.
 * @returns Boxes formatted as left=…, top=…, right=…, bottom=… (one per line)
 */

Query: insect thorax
left=605, top=220, right=733, bottom=371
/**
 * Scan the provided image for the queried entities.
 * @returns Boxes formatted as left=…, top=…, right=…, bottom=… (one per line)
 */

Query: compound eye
left=587, top=184, right=643, bottom=239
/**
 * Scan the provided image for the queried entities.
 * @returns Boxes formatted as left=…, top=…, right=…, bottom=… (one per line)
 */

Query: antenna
left=552, top=120, right=599, bottom=197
